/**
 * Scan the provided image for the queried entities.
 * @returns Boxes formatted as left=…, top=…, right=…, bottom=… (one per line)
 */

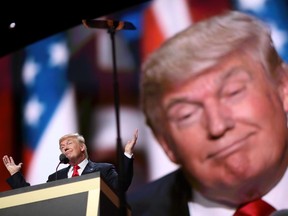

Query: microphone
left=82, top=19, right=136, bottom=31
left=270, top=210, right=288, bottom=216
left=59, top=153, right=69, bottom=164
left=55, top=154, right=69, bottom=180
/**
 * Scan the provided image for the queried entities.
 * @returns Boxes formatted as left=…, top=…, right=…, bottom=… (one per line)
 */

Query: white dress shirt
left=188, top=168, right=288, bottom=215
left=67, top=158, right=88, bottom=178
left=66, top=153, right=132, bottom=179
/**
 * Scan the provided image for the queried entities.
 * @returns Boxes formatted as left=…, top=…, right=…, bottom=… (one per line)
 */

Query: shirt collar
left=189, top=168, right=288, bottom=215
left=69, top=158, right=89, bottom=176
left=263, top=168, right=288, bottom=210
left=77, top=158, right=88, bottom=170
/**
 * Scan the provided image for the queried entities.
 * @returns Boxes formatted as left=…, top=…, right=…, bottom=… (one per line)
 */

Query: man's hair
left=140, top=10, right=284, bottom=136
left=59, top=133, right=88, bottom=158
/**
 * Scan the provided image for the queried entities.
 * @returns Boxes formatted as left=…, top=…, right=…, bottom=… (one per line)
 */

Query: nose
left=204, top=100, right=234, bottom=138
left=60, top=143, right=69, bottom=152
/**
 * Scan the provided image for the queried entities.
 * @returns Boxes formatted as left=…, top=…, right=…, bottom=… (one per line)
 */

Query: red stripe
left=187, top=0, right=232, bottom=22
left=23, top=147, right=34, bottom=176
left=0, top=55, right=14, bottom=191
left=141, top=6, right=165, bottom=62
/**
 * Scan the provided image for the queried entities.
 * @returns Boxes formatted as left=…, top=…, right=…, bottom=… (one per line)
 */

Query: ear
left=278, top=63, right=288, bottom=112
left=80, top=143, right=86, bottom=152
left=156, top=135, right=179, bottom=164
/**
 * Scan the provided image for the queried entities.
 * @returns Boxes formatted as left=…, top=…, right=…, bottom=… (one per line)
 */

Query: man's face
left=59, top=137, right=84, bottom=161
left=161, top=51, right=288, bottom=204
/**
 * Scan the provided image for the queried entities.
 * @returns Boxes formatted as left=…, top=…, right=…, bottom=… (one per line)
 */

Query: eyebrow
left=164, top=98, right=193, bottom=112
left=219, top=67, right=252, bottom=83
left=164, top=67, right=251, bottom=111
left=60, top=138, right=71, bottom=145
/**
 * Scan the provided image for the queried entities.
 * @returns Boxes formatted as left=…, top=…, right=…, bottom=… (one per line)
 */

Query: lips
left=64, top=149, right=72, bottom=155
left=207, top=133, right=254, bottom=159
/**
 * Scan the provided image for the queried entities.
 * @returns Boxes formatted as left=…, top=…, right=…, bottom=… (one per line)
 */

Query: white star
left=237, top=0, right=267, bottom=11
left=270, top=23, right=288, bottom=55
left=22, top=58, right=40, bottom=86
left=24, top=96, right=45, bottom=126
left=48, top=41, right=69, bottom=67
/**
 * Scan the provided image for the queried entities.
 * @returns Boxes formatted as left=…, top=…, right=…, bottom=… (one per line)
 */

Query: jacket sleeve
left=6, top=172, right=30, bottom=189
left=122, top=154, right=134, bottom=191
left=100, top=163, right=119, bottom=191
left=100, top=155, right=133, bottom=193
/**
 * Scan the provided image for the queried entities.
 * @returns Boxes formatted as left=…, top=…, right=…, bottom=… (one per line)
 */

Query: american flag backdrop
left=1, top=0, right=288, bottom=192
left=21, top=33, right=77, bottom=185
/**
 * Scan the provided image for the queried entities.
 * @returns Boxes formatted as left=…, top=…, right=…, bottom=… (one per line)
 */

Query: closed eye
left=223, top=85, right=246, bottom=98
left=220, top=68, right=250, bottom=100
left=167, top=103, right=201, bottom=126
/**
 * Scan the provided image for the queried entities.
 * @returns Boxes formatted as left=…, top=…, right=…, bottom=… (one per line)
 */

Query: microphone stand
left=82, top=19, right=136, bottom=216
left=56, top=154, right=69, bottom=180
left=55, top=162, right=61, bottom=180
left=108, top=25, right=126, bottom=216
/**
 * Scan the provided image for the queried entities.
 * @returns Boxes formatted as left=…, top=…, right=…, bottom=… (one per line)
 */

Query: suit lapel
left=57, top=166, right=70, bottom=180
left=82, top=160, right=98, bottom=175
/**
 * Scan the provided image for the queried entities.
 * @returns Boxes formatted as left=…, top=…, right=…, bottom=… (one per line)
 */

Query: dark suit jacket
left=127, top=168, right=191, bottom=216
left=7, top=156, right=133, bottom=193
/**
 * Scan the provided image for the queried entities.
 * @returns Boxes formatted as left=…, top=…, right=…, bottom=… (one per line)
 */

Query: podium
left=0, top=172, right=131, bottom=216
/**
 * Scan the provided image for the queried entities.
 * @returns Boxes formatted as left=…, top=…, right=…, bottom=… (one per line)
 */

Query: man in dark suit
left=127, top=11, right=288, bottom=215
left=3, top=130, right=138, bottom=192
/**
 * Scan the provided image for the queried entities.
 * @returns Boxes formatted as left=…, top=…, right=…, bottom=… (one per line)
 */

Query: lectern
left=0, top=172, right=131, bottom=216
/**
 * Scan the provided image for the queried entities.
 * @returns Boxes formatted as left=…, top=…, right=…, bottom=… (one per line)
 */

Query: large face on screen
left=159, top=51, right=288, bottom=204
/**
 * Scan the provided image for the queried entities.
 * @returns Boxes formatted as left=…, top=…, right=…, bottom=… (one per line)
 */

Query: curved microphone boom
left=55, top=154, right=69, bottom=180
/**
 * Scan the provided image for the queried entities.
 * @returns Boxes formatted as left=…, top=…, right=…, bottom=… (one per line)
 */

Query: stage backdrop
left=0, top=0, right=287, bottom=193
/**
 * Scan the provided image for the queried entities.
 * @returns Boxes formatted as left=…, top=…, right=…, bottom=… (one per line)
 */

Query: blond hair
left=59, top=133, right=88, bottom=158
left=141, top=10, right=283, bottom=136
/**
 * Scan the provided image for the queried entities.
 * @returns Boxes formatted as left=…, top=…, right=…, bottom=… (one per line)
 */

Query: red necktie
left=233, top=199, right=276, bottom=216
left=72, top=165, right=80, bottom=177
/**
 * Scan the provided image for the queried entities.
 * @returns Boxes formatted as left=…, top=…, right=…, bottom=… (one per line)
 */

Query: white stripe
left=152, top=0, right=192, bottom=39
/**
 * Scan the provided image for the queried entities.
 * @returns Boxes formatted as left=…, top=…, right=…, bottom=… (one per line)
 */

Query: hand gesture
left=2, top=155, right=23, bottom=176
left=124, top=129, right=139, bottom=156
